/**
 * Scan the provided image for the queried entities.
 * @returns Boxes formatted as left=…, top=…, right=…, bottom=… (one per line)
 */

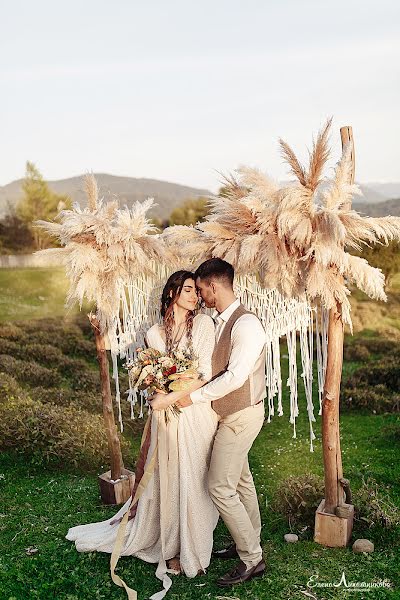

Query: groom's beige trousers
left=208, top=401, right=265, bottom=568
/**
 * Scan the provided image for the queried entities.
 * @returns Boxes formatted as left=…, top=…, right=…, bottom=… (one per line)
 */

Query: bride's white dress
left=66, top=313, right=219, bottom=598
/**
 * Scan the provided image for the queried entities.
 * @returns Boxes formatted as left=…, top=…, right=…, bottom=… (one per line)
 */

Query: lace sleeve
left=193, top=314, right=215, bottom=382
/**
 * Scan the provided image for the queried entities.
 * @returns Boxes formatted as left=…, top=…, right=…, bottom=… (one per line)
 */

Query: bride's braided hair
left=160, top=270, right=197, bottom=354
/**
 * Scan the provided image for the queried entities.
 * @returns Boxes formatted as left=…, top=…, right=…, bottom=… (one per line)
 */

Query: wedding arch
left=35, top=121, right=400, bottom=546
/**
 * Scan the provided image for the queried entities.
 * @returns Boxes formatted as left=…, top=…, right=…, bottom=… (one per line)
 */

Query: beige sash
left=110, top=408, right=181, bottom=600
left=110, top=415, right=158, bottom=600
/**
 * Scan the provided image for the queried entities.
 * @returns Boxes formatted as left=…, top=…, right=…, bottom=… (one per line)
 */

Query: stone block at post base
left=98, top=468, right=135, bottom=505
left=314, top=499, right=354, bottom=547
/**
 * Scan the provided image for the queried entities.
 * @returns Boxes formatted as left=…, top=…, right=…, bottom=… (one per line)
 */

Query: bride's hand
left=148, top=391, right=173, bottom=411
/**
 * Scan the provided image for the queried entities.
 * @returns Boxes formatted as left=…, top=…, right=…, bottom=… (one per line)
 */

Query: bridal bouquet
left=126, top=347, right=200, bottom=421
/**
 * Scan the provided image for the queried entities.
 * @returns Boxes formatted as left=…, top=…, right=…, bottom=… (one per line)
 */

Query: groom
left=177, top=258, right=266, bottom=586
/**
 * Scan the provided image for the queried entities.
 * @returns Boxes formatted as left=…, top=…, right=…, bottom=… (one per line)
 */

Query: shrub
left=68, top=365, right=100, bottom=392
left=73, top=314, right=96, bottom=339
left=0, top=394, right=131, bottom=470
left=0, top=354, right=62, bottom=388
left=270, top=473, right=325, bottom=528
left=31, top=386, right=102, bottom=413
left=351, top=359, right=400, bottom=391
left=0, top=372, right=29, bottom=403
left=0, top=340, right=96, bottom=378
left=340, top=385, right=400, bottom=414
left=22, top=327, right=61, bottom=346
left=1, top=341, right=65, bottom=364
left=341, top=356, right=400, bottom=414
left=0, top=322, right=26, bottom=341
left=343, top=335, right=400, bottom=362
left=24, top=343, right=65, bottom=364
left=19, top=319, right=96, bottom=360
left=57, top=356, right=89, bottom=376
left=32, top=384, right=146, bottom=430
left=343, top=343, right=370, bottom=362
left=58, top=332, right=95, bottom=360
left=17, top=318, right=77, bottom=335
left=354, top=477, right=400, bottom=529
left=0, top=338, right=21, bottom=357
left=358, top=337, right=400, bottom=355
left=381, top=420, right=400, bottom=441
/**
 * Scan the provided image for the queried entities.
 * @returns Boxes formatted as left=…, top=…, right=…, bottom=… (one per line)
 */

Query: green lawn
left=0, top=268, right=92, bottom=322
left=1, top=409, right=399, bottom=599
left=0, top=267, right=399, bottom=599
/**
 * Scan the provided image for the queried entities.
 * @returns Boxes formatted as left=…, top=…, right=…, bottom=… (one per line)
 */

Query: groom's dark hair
left=195, top=258, right=234, bottom=287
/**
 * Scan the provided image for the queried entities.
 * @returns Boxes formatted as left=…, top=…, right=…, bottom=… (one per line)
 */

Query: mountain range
left=0, top=173, right=399, bottom=220
left=0, top=174, right=210, bottom=221
left=351, top=197, right=400, bottom=217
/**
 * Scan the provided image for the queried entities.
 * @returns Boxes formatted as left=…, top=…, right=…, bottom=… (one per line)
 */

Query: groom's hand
left=175, top=395, right=193, bottom=408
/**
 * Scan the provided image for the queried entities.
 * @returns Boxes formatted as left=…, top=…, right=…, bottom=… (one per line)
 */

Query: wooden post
left=340, top=126, right=355, bottom=185
left=89, top=312, right=134, bottom=505
left=314, top=126, right=355, bottom=546
left=321, top=303, right=344, bottom=514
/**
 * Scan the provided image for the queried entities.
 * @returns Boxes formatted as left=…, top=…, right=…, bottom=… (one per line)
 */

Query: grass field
left=1, top=409, right=398, bottom=599
left=0, top=267, right=399, bottom=599
left=0, top=268, right=91, bottom=323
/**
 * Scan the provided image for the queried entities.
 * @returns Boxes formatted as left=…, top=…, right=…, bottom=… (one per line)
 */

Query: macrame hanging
left=107, top=267, right=328, bottom=452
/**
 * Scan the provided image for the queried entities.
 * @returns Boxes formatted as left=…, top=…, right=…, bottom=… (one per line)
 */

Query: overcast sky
left=1, top=0, right=399, bottom=191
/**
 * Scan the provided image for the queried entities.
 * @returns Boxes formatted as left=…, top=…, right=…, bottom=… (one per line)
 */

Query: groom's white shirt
left=190, top=298, right=266, bottom=404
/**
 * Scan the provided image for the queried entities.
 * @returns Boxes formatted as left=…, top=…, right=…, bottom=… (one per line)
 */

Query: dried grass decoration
left=163, top=118, right=400, bottom=329
left=33, top=173, right=177, bottom=337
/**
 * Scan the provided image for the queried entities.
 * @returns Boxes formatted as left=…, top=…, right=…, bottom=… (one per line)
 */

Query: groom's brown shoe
left=216, top=559, right=265, bottom=587
left=212, top=543, right=239, bottom=560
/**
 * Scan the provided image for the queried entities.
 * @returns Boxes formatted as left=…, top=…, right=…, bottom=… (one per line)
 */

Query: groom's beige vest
left=211, top=304, right=266, bottom=418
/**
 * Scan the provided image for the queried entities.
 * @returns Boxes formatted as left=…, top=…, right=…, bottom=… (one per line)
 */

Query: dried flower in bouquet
left=126, top=347, right=200, bottom=423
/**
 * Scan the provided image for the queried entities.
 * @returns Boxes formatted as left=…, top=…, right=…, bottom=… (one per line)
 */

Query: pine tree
left=16, top=162, right=71, bottom=249
left=168, top=197, right=209, bottom=226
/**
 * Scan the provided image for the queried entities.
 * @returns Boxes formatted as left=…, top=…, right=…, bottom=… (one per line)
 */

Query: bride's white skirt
left=66, top=403, right=219, bottom=593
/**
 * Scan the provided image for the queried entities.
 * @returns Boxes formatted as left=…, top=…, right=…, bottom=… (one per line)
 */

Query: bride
left=66, top=270, right=219, bottom=599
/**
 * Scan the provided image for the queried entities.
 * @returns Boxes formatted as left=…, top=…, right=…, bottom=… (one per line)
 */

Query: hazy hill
left=0, top=173, right=211, bottom=221
left=357, top=185, right=386, bottom=203
left=352, top=197, right=400, bottom=217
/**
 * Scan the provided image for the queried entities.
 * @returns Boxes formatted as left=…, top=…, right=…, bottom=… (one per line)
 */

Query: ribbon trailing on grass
left=110, top=415, right=158, bottom=600
left=110, top=408, right=180, bottom=600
